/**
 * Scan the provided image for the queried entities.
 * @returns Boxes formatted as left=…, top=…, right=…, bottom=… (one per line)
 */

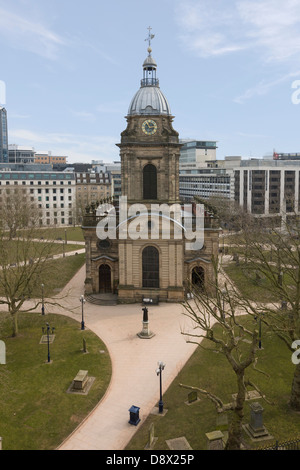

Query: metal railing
left=258, top=437, right=300, bottom=450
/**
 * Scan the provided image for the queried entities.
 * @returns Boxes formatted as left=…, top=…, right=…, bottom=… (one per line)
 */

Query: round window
left=97, top=239, right=111, bottom=250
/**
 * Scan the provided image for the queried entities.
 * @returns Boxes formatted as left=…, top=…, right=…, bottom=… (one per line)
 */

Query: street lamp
left=42, top=322, right=55, bottom=363
left=80, top=295, right=86, bottom=330
left=221, top=288, right=226, bottom=320
left=41, top=283, right=45, bottom=315
left=156, top=361, right=166, bottom=414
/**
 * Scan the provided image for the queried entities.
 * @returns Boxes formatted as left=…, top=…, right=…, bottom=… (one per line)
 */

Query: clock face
left=142, top=119, right=157, bottom=135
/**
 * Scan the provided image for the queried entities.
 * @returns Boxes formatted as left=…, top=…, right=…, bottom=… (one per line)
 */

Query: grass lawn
left=0, top=312, right=112, bottom=450
left=223, top=263, right=281, bottom=303
left=0, top=239, right=84, bottom=266
left=39, top=252, right=86, bottom=297
left=32, top=226, right=84, bottom=242
left=0, top=252, right=86, bottom=299
left=126, top=318, right=300, bottom=450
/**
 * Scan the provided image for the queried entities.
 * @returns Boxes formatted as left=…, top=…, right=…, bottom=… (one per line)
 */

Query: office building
left=0, top=107, right=8, bottom=163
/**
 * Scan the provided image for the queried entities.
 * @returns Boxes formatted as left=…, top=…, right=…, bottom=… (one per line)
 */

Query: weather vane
left=145, top=26, right=155, bottom=52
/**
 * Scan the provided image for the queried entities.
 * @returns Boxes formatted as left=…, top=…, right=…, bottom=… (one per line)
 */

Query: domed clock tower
left=82, top=29, right=220, bottom=304
left=118, top=41, right=181, bottom=206
left=116, top=30, right=186, bottom=303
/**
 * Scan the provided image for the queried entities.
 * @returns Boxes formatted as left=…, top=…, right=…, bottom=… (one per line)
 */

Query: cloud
left=175, top=0, right=250, bottom=57
left=175, top=0, right=300, bottom=62
left=8, top=128, right=118, bottom=162
left=234, top=70, right=300, bottom=104
left=237, top=0, right=300, bottom=62
left=0, top=6, right=66, bottom=59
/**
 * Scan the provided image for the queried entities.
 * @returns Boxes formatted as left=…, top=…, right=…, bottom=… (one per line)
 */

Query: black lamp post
left=41, top=283, right=45, bottom=316
left=156, top=361, right=165, bottom=414
left=258, top=316, right=262, bottom=349
left=42, top=322, right=55, bottom=363
left=80, top=295, right=86, bottom=330
left=221, top=289, right=226, bottom=320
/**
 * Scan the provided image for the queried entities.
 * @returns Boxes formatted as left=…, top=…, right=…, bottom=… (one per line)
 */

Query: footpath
left=53, top=265, right=199, bottom=450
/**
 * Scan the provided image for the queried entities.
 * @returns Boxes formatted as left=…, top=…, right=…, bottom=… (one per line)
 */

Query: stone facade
left=82, top=42, right=219, bottom=303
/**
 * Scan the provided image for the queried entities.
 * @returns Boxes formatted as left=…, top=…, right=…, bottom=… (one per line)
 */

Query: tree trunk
left=225, top=371, right=245, bottom=450
left=12, top=311, right=19, bottom=337
left=290, top=363, right=300, bottom=411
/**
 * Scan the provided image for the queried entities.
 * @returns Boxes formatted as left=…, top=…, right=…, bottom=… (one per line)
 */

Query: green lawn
left=223, top=263, right=281, bottom=303
left=0, top=252, right=86, bottom=299
left=0, top=239, right=83, bottom=266
left=37, top=252, right=86, bottom=297
left=0, top=312, right=112, bottom=450
left=126, top=318, right=300, bottom=450
left=33, top=226, right=84, bottom=242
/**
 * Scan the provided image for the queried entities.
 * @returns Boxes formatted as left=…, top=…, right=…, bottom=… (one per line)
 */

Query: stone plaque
left=166, top=437, right=192, bottom=450
left=0, top=341, right=6, bottom=365
left=205, top=430, right=224, bottom=450
left=188, top=391, right=198, bottom=403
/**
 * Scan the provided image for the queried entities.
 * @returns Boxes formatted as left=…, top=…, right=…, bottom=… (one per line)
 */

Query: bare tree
left=233, top=213, right=300, bottom=410
left=180, top=258, right=270, bottom=450
left=0, top=188, right=69, bottom=336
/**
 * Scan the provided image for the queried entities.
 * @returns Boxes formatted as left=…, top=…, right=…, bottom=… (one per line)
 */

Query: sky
left=1, top=0, right=300, bottom=163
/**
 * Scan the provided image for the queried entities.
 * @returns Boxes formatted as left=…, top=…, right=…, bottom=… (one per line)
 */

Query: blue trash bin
left=128, top=405, right=140, bottom=426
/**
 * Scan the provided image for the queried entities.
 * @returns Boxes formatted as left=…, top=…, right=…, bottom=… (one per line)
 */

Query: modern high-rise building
left=0, top=107, right=8, bottom=163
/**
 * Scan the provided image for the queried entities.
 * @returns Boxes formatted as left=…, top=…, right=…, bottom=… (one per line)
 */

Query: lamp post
left=156, top=361, right=165, bottom=414
left=41, top=283, right=45, bottom=316
left=42, top=322, right=55, bottom=363
left=221, top=288, right=226, bottom=320
left=80, top=295, right=86, bottom=330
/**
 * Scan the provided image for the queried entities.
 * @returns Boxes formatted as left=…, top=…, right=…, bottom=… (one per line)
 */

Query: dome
left=128, top=86, right=171, bottom=116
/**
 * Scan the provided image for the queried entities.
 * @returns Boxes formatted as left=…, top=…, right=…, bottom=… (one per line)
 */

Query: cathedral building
left=82, top=33, right=220, bottom=304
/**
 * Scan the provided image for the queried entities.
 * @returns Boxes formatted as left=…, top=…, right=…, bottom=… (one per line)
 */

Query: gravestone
left=0, top=341, right=6, bottom=365
left=244, top=402, right=270, bottom=439
left=188, top=391, right=198, bottom=403
left=205, top=430, right=224, bottom=450
left=166, top=437, right=192, bottom=450
left=82, top=338, right=88, bottom=353
left=73, top=370, right=89, bottom=391
left=145, top=423, right=158, bottom=450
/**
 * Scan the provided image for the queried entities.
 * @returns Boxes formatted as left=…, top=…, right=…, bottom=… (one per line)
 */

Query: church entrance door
left=99, top=264, right=112, bottom=293
left=192, top=267, right=205, bottom=290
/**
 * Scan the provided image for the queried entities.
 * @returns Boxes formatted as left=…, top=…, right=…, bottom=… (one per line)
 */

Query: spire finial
left=145, top=26, right=155, bottom=55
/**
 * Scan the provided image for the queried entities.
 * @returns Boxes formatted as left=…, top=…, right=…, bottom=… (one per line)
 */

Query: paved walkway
left=52, top=265, right=199, bottom=451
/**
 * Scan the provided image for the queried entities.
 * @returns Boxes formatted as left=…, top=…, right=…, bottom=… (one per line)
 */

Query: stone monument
left=137, top=307, right=155, bottom=339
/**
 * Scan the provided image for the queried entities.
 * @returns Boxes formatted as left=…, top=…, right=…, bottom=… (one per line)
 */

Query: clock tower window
left=143, top=164, right=157, bottom=200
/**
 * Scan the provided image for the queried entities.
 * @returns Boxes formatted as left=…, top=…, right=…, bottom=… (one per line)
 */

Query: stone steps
left=86, top=293, right=118, bottom=306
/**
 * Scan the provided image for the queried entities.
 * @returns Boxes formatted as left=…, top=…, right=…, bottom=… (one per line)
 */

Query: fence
left=258, top=437, right=300, bottom=450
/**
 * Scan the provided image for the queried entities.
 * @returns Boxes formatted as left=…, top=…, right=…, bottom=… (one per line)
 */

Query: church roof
left=128, top=85, right=171, bottom=116
left=127, top=33, right=171, bottom=117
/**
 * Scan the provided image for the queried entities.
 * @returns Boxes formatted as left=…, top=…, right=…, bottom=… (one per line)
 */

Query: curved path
left=53, top=266, right=199, bottom=450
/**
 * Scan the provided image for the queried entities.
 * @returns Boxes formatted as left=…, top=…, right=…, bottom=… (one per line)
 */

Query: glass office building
left=0, top=107, right=8, bottom=163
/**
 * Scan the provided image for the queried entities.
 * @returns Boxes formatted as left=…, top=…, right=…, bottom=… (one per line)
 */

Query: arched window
left=142, top=246, right=159, bottom=288
left=143, top=164, right=157, bottom=200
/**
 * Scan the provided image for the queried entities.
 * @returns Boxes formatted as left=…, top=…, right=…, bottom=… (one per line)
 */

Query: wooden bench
left=73, top=370, right=89, bottom=391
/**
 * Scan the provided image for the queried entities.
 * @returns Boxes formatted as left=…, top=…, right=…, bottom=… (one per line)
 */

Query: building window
left=142, top=246, right=159, bottom=288
left=143, top=164, right=157, bottom=200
